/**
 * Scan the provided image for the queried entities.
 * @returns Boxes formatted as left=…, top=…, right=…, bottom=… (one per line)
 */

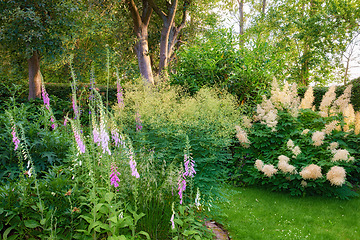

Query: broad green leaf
left=24, top=220, right=40, bottom=228
left=138, top=231, right=151, bottom=239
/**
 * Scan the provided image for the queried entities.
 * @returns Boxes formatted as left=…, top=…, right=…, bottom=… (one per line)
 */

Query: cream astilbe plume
left=256, top=95, right=278, bottom=130
left=301, top=129, right=310, bottom=135
left=292, top=146, right=301, bottom=157
left=328, top=142, right=339, bottom=153
left=242, top=116, right=252, bottom=129
left=332, top=149, right=350, bottom=162
left=323, top=120, right=339, bottom=135
left=277, top=155, right=296, bottom=174
left=262, top=164, right=278, bottom=177
left=286, top=139, right=301, bottom=157
left=332, top=84, right=352, bottom=113
left=286, top=140, right=294, bottom=149
left=288, top=83, right=300, bottom=117
left=343, top=104, right=355, bottom=132
left=312, top=131, right=325, bottom=146
left=254, top=159, right=264, bottom=171
left=299, top=86, right=315, bottom=109
left=319, top=85, right=336, bottom=117
left=355, top=112, right=360, bottom=135
left=300, top=164, right=322, bottom=180
left=326, top=166, right=346, bottom=186
left=235, top=126, right=251, bottom=148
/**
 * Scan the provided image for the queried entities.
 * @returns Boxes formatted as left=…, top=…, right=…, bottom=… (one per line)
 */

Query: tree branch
left=148, top=0, right=166, bottom=21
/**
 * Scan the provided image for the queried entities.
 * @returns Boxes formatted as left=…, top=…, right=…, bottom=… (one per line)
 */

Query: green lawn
left=215, top=185, right=360, bottom=240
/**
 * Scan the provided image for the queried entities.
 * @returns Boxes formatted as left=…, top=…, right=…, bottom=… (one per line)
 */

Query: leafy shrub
left=231, top=82, right=360, bottom=199
left=114, top=80, right=242, bottom=201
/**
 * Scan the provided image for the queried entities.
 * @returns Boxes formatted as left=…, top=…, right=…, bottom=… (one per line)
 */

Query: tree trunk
left=126, top=0, right=154, bottom=85
left=238, top=0, right=244, bottom=46
left=28, top=51, right=42, bottom=100
left=135, top=27, right=154, bottom=83
left=261, top=0, right=266, bottom=14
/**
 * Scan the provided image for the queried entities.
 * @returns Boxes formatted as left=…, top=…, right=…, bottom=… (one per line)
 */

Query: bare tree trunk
left=344, top=56, right=350, bottom=85
left=238, top=0, right=244, bottom=46
left=28, top=51, right=42, bottom=100
left=126, top=0, right=154, bottom=85
left=261, top=0, right=266, bottom=14
left=149, top=0, right=189, bottom=76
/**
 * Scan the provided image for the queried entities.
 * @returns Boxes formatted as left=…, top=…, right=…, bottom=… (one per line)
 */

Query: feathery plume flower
left=332, top=149, right=350, bottom=162
left=355, top=111, right=360, bottom=135
left=11, top=126, right=20, bottom=151
left=278, top=160, right=296, bottom=174
left=301, top=180, right=307, bottom=187
left=300, top=164, right=322, bottom=180
left=326, top=166, right=346, bottom=186
left=110, top=162, right=121, bottom=188
left=332, top=85, right=352, bottom=113
left=242, top=116, right=252, bottom=129
left=323, top=121, right=339, bottom=135
left=343, top=104, right=355, bottom=132
left=299, top=86, right=314, bottom=109
left=262, top=164, right=278, bottom=177
left=312, top=131, right=325, bottom=146
left=184, top=154, right=196, bottom=178
left=41, top=84, right=50, bottom=110
left=254, top=159, right=264, bottom=171
left=71, top=124, right=85, bottom=154
left=135, top=112, right=142, bottom=132
left=278, top=155, right=290, bottom=163
left=292, top=146, right=301, bottom=157
left=301, top=129, right=310, bottom=135
left=328, top=142, right=339, bottom=153
left=256, top=95, right=278, bottom=130
left=235, top=126, right=251, bottom=148
left=319, top=85, right=336, bottom=117
left=287, top=140, right=294, bottom=149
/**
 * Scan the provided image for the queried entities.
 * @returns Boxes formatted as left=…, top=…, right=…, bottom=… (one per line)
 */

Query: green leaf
left=79, top=215, right=93, bottom=224
left=40, top=218, right=46, bottom=225
left=3, top=226, right=15, bottom=240
left=138, top=231, right=151, bottom=239
left=24, top=220, right=40, bottom=228
left=174, top=219, right=183, bottom=226
left=105, top=192, right=114, bottom=204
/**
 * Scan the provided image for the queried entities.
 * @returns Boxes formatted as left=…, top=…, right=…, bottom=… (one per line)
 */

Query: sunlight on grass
left=216, top=185, right=360, bottom=240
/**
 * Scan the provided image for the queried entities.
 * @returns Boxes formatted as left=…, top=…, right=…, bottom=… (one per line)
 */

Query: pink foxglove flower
left=71, top=125, right=85, bottom=154
left=110, top=163, right=121, bottom=188
left=135, top=112, right=142, bottom=132
left=117, top=81, right=125, bottom=109
left=42, top=85, right=50, bottom=110
left=11, top=126, right=20, bottom=151
left=129, top=152, right=140, bottom=178
left=178, top=172, right=186, bottom=204
left=184, top=154, right=196, bottom=178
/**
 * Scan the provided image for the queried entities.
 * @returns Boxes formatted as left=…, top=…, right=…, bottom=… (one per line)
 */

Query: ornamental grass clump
left=232, top=80, right=359, bottom=199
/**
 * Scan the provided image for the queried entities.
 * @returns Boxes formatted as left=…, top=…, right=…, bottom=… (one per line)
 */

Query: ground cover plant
left=216, top=185, right=360, bottom=240
left=231, top=80, right=360, bottom=199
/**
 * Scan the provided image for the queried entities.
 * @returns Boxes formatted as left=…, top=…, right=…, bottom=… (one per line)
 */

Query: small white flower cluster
left=299, top=86, right=315, bottom=110
left=270, top=80, right=300, bottom=117
left=286, top=139, right=301, bottom=158
left=332, top=149, right=354, bottom=162
left=319, top=85, right=336, bottom=117
left=256, top=96, right=278, bottom=130
left=277, top=155, right=296, bottom=174
left=312, top=131, right=325, bottom=147
left=235, top=126, right=251, bottom=148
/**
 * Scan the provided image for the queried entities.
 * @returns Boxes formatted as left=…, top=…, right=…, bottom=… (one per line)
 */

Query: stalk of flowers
left=286, top=139, right=301, bottom=158
left=110, top=162, right=121, bottom=189
left=319, top=85, right=336, bottom=117
left=261, top=164, right=278, bottom=177
left=99, top=112, right=111, bottom=155
left=254, top=159, right=264, bottom=171
left=117, top=79, right=125, bottom=109
left=135, top=111, right=142, bottom=132
left=170, top=202, right=175, bottom=229
left=355, top=111, right=360, bottom=135
left=326, top=166, right=346, bottom=186
left=70, top=121, right=86, bottom=154
left=128, top=150, right=140, bottom=178
left=111, top=127, right=126, bottom=148
left=177, top=170, right=186, bottom=204
left=323, top=121, right=339, bottom=135
left=11, top=125, right=20, bottom=151
left=299, top=86, right=314, bottom=109
left=184, top=153, right=196, bottom=178
left=343, top=104, right=355, bottom=132
left=41, top=83, right=50, bottom=110
left=235, top=126, right=250, bottom=148
left=299, top=164, right=322, bottom=180
left=256, top=95, right=278, bottom=130
left=332, top=85, right=352, bottom=113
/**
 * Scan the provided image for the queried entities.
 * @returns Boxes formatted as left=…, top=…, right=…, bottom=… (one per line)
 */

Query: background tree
left=0, top=0, right=76, bottom=99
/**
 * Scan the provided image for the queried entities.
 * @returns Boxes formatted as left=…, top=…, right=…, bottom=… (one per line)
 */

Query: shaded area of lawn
left=215, top=185, right=360, bottom=240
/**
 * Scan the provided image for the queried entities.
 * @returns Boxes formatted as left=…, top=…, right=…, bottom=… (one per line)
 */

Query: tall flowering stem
left=11, top=126, right=20, bottom=151
left=178, top=172, right=186, bottom=205
left=135, top=112, right=142, bottom=132
left=129, top=150, right=140, bottom=178
left=41, top=84, right=50, bottom=110
left=110, top=162, right=121, bottom=188
left=117, top=80, right=125, bottom=109
left=71, top=122, right=86, bottom=154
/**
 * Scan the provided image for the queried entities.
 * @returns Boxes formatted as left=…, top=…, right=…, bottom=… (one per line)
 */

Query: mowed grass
left=215, top=185, right=360, bottom=240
